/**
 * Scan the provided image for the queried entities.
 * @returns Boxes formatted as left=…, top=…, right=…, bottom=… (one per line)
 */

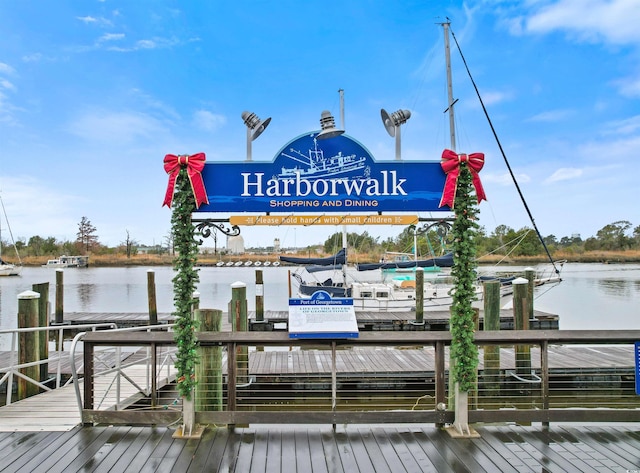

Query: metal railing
left=0, top=323, right=117, bottom=406
left=70, top=324, right=178, bottom=418
left=77, top=330, right=640, bottom=426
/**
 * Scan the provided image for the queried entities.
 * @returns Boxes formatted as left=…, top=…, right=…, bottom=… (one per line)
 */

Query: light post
left=381, top=108, right=411, bottom=160
left=241, top=111, right=271, bottom=161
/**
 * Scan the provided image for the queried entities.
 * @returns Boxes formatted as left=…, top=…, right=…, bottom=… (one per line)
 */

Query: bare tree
left=122, top=230, right=138, bottom=258
left=76, top=216, right=98, bottom=253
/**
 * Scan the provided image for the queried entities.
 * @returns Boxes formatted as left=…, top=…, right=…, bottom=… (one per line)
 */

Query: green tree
left=595, top=220, right=633, bottom=251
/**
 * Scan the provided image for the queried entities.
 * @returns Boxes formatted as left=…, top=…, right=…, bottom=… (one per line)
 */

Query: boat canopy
left=279, top=248, right=347, bottom=266
left=355, top=252, right=454, bottom=271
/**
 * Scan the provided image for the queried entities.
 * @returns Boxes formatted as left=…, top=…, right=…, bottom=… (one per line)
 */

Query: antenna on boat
left=442, top=19, right=457, bottom=151
left=338, top=88, right=345, bottom=130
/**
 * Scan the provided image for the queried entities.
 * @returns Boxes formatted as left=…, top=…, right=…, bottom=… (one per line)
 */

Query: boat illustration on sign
left=278, top=137, right=369, bottom=180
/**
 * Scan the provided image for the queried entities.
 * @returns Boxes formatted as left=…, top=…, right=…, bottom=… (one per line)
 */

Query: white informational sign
left=288, top=291, right=359, bottom=339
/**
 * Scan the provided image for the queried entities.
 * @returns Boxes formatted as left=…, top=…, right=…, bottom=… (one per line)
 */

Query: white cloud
left=524, top=0, right=640, bottom=45
left=0, top=176, right=81, bottom=242
left=544, top=167, right=583, bottom=183
left=22, top=53, right=43, bottom=63
left=0, top=79, right=15, bottom=92
left=67, top=110, right=167, bottom=143
left=76, top=15, right=113, bottom=27
left=77, top=15, right=98, bottom=24
left=470, top=90, right=513, bottom=107
left=482, top=172, right=531, bottom=186
left=0, top=63, right=15, bottom=75
left=192, top=110, right=226, bottom=132
left=613, top=75, right=640, bottom=98
left=601, top=115, right=640, bottom=135
left=98, top=33, right=125, bottom=43
left=105, top=37, right=180, bottom=52
left=527, top=109, right=574, bottom=122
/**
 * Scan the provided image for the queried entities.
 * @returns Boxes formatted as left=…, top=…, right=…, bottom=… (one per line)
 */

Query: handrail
left=78, top=329, right=640, bottom=427
left=70, top=324, right=176, bottom=418
left=80, top=329, right=640, bottom=345
left=0, top=323, right=117, bottom=406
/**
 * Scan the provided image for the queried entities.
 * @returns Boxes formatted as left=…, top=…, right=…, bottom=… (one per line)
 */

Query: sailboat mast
left=443, top=21, right=456, bottom=152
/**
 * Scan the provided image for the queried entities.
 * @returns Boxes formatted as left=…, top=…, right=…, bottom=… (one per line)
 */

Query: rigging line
left=448, top=27, right=560, bottom=277
left=0, top=193, right=21, bottom=265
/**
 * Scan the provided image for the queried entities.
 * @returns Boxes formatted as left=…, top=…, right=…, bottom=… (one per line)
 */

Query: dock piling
left=196, top=309, right=223, bottom=413
left=17, top=291, right=41, bottom=400
left=414, top=268, right=424, bottom=325
left=513, top=277, right=532, bottom=394
left=32, top=283, right=50, bottom=383
left=54, top=269, right=64, bottom=324
left=231, top=282, right=249, bottom=387
left=147, top=270, right=158, bottom=325
left=255, top=270, right=264, bottom=322
left=482, top=280, right=501, bottom=406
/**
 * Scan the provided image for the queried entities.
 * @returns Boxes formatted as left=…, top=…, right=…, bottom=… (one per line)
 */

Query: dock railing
left=0, top=323, right=117, bottom=406
left=69, top=324, right=178, bottom=416
left=76, top=330, right=640, bottom=427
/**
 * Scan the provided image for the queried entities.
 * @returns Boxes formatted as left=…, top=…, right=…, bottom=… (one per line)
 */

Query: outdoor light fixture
left=241, top=111, right=271, bottom=161
left=316, top=110, right=344, bottom=140
left=381, top=108, right=411, bottom=160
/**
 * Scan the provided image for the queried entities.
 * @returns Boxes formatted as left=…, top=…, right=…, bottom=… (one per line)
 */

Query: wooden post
left=230, top=282, right=248, bottom=386
left=483, top=280, right=501, bottom=406
left=196, top=309, right=223, bottom=413
left=524, top=268, right=535, bottom=322
left=192, top=291, right=200, bottom=311
left=255, top=270, right=264, bottom=322
left=147, top=270, right=158, bottom=325
left=513, top=277, right=531, bottom=381
left=414, top=268, right=424, bottom=325
left=32, top=282, right=50, bottom=383
left=54, top=269, right=64, bottom=324
left=18, top=290, right=40, bottom=400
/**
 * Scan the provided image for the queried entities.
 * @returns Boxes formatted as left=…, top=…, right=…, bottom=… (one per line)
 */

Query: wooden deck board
left=0, top=363, right=177, bottom=431
left=0, top=424, right=638, bottom=472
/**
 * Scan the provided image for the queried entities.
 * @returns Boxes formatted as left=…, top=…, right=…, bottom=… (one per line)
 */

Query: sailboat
left=0, top=193, right=22, bottom=277
left=282, top=21, right=562, bottom=311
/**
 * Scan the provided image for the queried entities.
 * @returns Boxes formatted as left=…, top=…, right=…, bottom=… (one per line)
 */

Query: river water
left=0, top=263, right=638, bottom=336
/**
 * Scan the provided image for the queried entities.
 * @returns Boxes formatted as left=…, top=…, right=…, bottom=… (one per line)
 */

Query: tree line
left=4, top=217, right=640, bottom=259
left=323, top=220, right=640, bottom=258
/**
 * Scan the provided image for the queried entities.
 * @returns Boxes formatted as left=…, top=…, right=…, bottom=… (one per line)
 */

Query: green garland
left=170, top=167, right=200, bottom=399
left=449, top=163, right=480, bottom=393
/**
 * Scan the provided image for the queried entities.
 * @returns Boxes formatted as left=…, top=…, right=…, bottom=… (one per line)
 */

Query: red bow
left=438, top=149, right=486, bottom=209
left=162, top=153, right=209, bottom=209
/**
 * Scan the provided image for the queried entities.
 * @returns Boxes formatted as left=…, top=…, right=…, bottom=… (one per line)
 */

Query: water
left=0, top=263, right=638, bottom=335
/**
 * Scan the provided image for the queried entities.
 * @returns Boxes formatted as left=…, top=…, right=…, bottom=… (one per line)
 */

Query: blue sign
left=196, top=132, right=446, bottom=214
left=636, top=342, right=640, bottom=395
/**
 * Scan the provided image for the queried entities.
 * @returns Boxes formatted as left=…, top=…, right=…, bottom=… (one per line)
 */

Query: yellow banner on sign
left=229, top=215, right=419, bottom=226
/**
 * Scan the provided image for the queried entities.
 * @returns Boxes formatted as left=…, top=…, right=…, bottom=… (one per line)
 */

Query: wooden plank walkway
left=244, top=345, right=635, bottom=376
left=0, top=423, right=638, bottom=472
left=0, top=364, right=177, bottom=432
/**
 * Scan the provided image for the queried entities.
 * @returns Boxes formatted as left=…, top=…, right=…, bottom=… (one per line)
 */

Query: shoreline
left=17, top=250, right=640, bottom=267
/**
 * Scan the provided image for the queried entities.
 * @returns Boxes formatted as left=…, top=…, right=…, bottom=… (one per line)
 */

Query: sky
left=1, top=0, right=639, bottom=251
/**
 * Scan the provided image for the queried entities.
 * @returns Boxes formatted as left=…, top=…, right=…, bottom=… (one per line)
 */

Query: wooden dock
left=0, top=364, right=177, bottom=432
left=0, top=423, right=639, bottom=472
left=55, top=308, right=559, bottom=331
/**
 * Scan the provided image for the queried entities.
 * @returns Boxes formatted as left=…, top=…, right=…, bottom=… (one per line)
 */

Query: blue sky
left=1, top=0, right=639, bottom=250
